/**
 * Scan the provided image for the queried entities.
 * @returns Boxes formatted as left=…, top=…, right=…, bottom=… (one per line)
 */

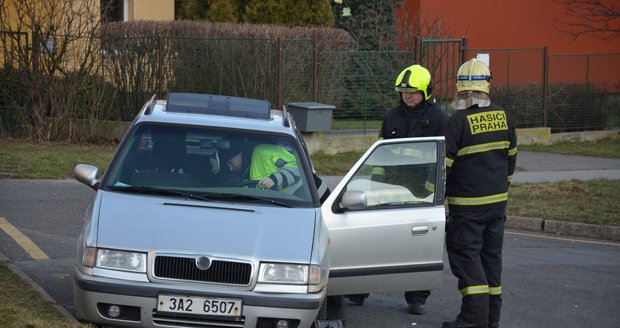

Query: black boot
left=345, top=294, right=366, bottom=306
left=408, top=302, right=425, bottom=315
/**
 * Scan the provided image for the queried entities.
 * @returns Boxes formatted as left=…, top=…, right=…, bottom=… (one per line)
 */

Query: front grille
left=154, top=255, right=252, bottom=285
left=153, top=312, right=245, bottom=328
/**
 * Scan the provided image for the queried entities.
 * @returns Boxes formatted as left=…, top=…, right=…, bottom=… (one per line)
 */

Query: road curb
left=507, top=215, right=620, bottom=241
left=0, top=252, right=80, bottom=325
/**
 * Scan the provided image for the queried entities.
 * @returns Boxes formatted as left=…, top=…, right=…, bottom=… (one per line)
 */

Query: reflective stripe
left=489, top=286, right=502, bottom=295
left=390, top=146, right=423, bottom=158
left=371, top=166, right=385, bottom=175
left=456, top=141, right=511, bottom=157
left=447, top=192, right=508, bottom=206
left=507, top=175, right=513, bottom=183
left=402, top=148, right=423, bottom=157
left=275, top=167, right=299, bottom=188
left=508, top=146, right=518, bottom=156
left=445, top=157, right=454, bottom=167
left=425, top=180, right=435, bottom=192
left=460, top=285, right=489, bottom=296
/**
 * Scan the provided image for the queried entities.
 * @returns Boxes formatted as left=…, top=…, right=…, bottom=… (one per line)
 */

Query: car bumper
left=74, top=270, right=324, bottom=328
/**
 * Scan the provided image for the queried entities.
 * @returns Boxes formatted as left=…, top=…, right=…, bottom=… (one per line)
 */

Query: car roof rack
left=143, top=93, right=158, bottom=115
left=165, top=93, right=271, bottom=120
left=282, top=104, right=290, bottom=127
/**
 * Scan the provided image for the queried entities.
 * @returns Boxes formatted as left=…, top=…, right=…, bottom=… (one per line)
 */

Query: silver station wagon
left=73, top=93, right=446, bottom=328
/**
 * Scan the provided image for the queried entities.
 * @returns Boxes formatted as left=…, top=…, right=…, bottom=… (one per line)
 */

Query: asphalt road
left=1, top=178, right=619, bottom=328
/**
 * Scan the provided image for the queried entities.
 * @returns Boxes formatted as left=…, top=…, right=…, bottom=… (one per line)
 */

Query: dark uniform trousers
left=446, top=207, right=505, bottom=326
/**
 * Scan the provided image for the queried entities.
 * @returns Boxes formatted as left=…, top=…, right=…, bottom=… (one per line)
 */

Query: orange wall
left=406, top=0, right=620, bottom=54
left=129, top=0, right=174, bottom=21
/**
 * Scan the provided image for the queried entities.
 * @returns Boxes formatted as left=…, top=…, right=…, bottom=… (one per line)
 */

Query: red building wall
left=397, top=0, right=619, bottom=90
left=404, top=0, right=620, bottom=55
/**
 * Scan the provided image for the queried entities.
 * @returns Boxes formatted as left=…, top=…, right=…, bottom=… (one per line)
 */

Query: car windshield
left=102, top=123, right=314, bottom=206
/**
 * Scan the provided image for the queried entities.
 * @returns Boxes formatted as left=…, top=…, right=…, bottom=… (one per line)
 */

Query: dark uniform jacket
left=444, top=103, right=517, bottom=212
left=376, top=100, right=449, bottom=196
left=379, top=101, right=449, bottom=139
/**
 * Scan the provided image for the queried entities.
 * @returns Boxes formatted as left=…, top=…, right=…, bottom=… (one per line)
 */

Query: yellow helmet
left=394, top=64, right=432, bottom=100
left=456, top=58, right=492, bottom=94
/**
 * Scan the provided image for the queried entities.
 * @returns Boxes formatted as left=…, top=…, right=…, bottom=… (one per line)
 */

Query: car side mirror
left=340, top=189, right=367, bottom=210
left=74, top=164, right=100, bottom=190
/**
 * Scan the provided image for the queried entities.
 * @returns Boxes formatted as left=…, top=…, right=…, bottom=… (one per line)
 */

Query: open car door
left=322, top=137, right=446, bottom=295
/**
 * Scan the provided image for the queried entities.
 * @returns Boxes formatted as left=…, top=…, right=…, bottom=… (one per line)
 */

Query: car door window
left=338, top=141, right=441, bottom=210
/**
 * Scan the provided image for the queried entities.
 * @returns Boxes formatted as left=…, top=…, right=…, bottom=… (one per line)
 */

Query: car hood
left=94, top=191, right=319, bottom=263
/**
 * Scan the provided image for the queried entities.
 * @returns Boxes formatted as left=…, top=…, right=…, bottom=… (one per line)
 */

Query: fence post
left=277, top=37, right=282, bottom=111
left=543, top=46, right=548, bottom=127
left=313, top=38, right=318, bottom=102
left=32, top=32, right=39, bottom=79
left=460, top=37, right=468, bottom=64
left=415, top=35, right=421, bottom=63
left=158, top=36, right=163, bottom=97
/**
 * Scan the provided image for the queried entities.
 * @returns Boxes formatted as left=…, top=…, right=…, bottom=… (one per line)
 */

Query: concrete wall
left=303, top=128, right=620, bottom=155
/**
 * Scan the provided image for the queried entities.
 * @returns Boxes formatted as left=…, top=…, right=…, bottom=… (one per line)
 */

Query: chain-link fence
left=1, top=34, right=619, bottom=139
left=546, top=53, right=619, bottom=132
left=464, top=48, right=620, bottom=132
left=0, top=31, right=29, bottom=134
left=464, top=48, right=547, bottom=128
left=97, top=37, right=316, bottom=120
left=317, top=51, right=413, bottom=135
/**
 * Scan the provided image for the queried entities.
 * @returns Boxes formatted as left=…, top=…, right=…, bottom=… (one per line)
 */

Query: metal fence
left=96, top=36, right=316, bottom=120
left=546, top=53, right=620, bottom=131
left=463, top=48, right=620, bottom=132
left=317, top=51, right=413, bottom=135
left=419, top=38, right=463, bottom=113
left=464, top=47, right=547, bottom=128
left=1, top=34, right=619, bottom=138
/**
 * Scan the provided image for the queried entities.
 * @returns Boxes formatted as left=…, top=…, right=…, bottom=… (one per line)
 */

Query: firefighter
left=442, top=58, right=517, bottom=328
left=347, top=64, right=449, bottom=315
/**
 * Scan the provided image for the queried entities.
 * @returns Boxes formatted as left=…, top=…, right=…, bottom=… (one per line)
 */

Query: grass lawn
left=0, top=262, right=90, bottom=328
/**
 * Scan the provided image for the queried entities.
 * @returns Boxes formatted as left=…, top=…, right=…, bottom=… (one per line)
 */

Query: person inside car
left=218, top=137, right=303, bottom=193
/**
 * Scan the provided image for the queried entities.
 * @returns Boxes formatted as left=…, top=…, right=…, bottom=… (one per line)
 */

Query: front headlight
left=96, top=249, right=147, bottom=273
left=258, top=263, right=324, bottom=292
left=259, top=263, right=309, bottom=284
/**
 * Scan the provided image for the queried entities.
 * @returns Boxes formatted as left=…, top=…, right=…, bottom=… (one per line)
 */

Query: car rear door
left=322, top=137, right=446, bottom=295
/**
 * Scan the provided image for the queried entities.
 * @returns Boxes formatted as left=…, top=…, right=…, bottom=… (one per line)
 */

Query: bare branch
left=1, top=0, right=117, bottom=141
left=556, top=0, right=620, bottom=41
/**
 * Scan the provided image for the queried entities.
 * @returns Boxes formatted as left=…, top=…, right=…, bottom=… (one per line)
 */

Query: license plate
left=157, top=294, right=242, bottom=316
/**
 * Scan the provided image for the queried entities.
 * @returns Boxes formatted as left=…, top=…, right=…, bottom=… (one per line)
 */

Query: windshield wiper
left=108, top=186, right=292, bottom=208
left=108, top=185, right=212, bottom=202
left=197, top=193, right=292, bottom=208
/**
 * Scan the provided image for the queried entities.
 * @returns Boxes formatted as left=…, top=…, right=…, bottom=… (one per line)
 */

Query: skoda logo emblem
left=195, top=256, right=211, bottom=270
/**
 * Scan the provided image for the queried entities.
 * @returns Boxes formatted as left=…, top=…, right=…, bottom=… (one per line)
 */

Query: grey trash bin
left=287, top=102, right=335, bottom=132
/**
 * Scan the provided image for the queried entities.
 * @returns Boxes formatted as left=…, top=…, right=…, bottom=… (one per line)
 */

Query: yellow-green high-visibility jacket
left=250, top=144, right=301, bottom=193
left=444, top=103, right=517, bottom=211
